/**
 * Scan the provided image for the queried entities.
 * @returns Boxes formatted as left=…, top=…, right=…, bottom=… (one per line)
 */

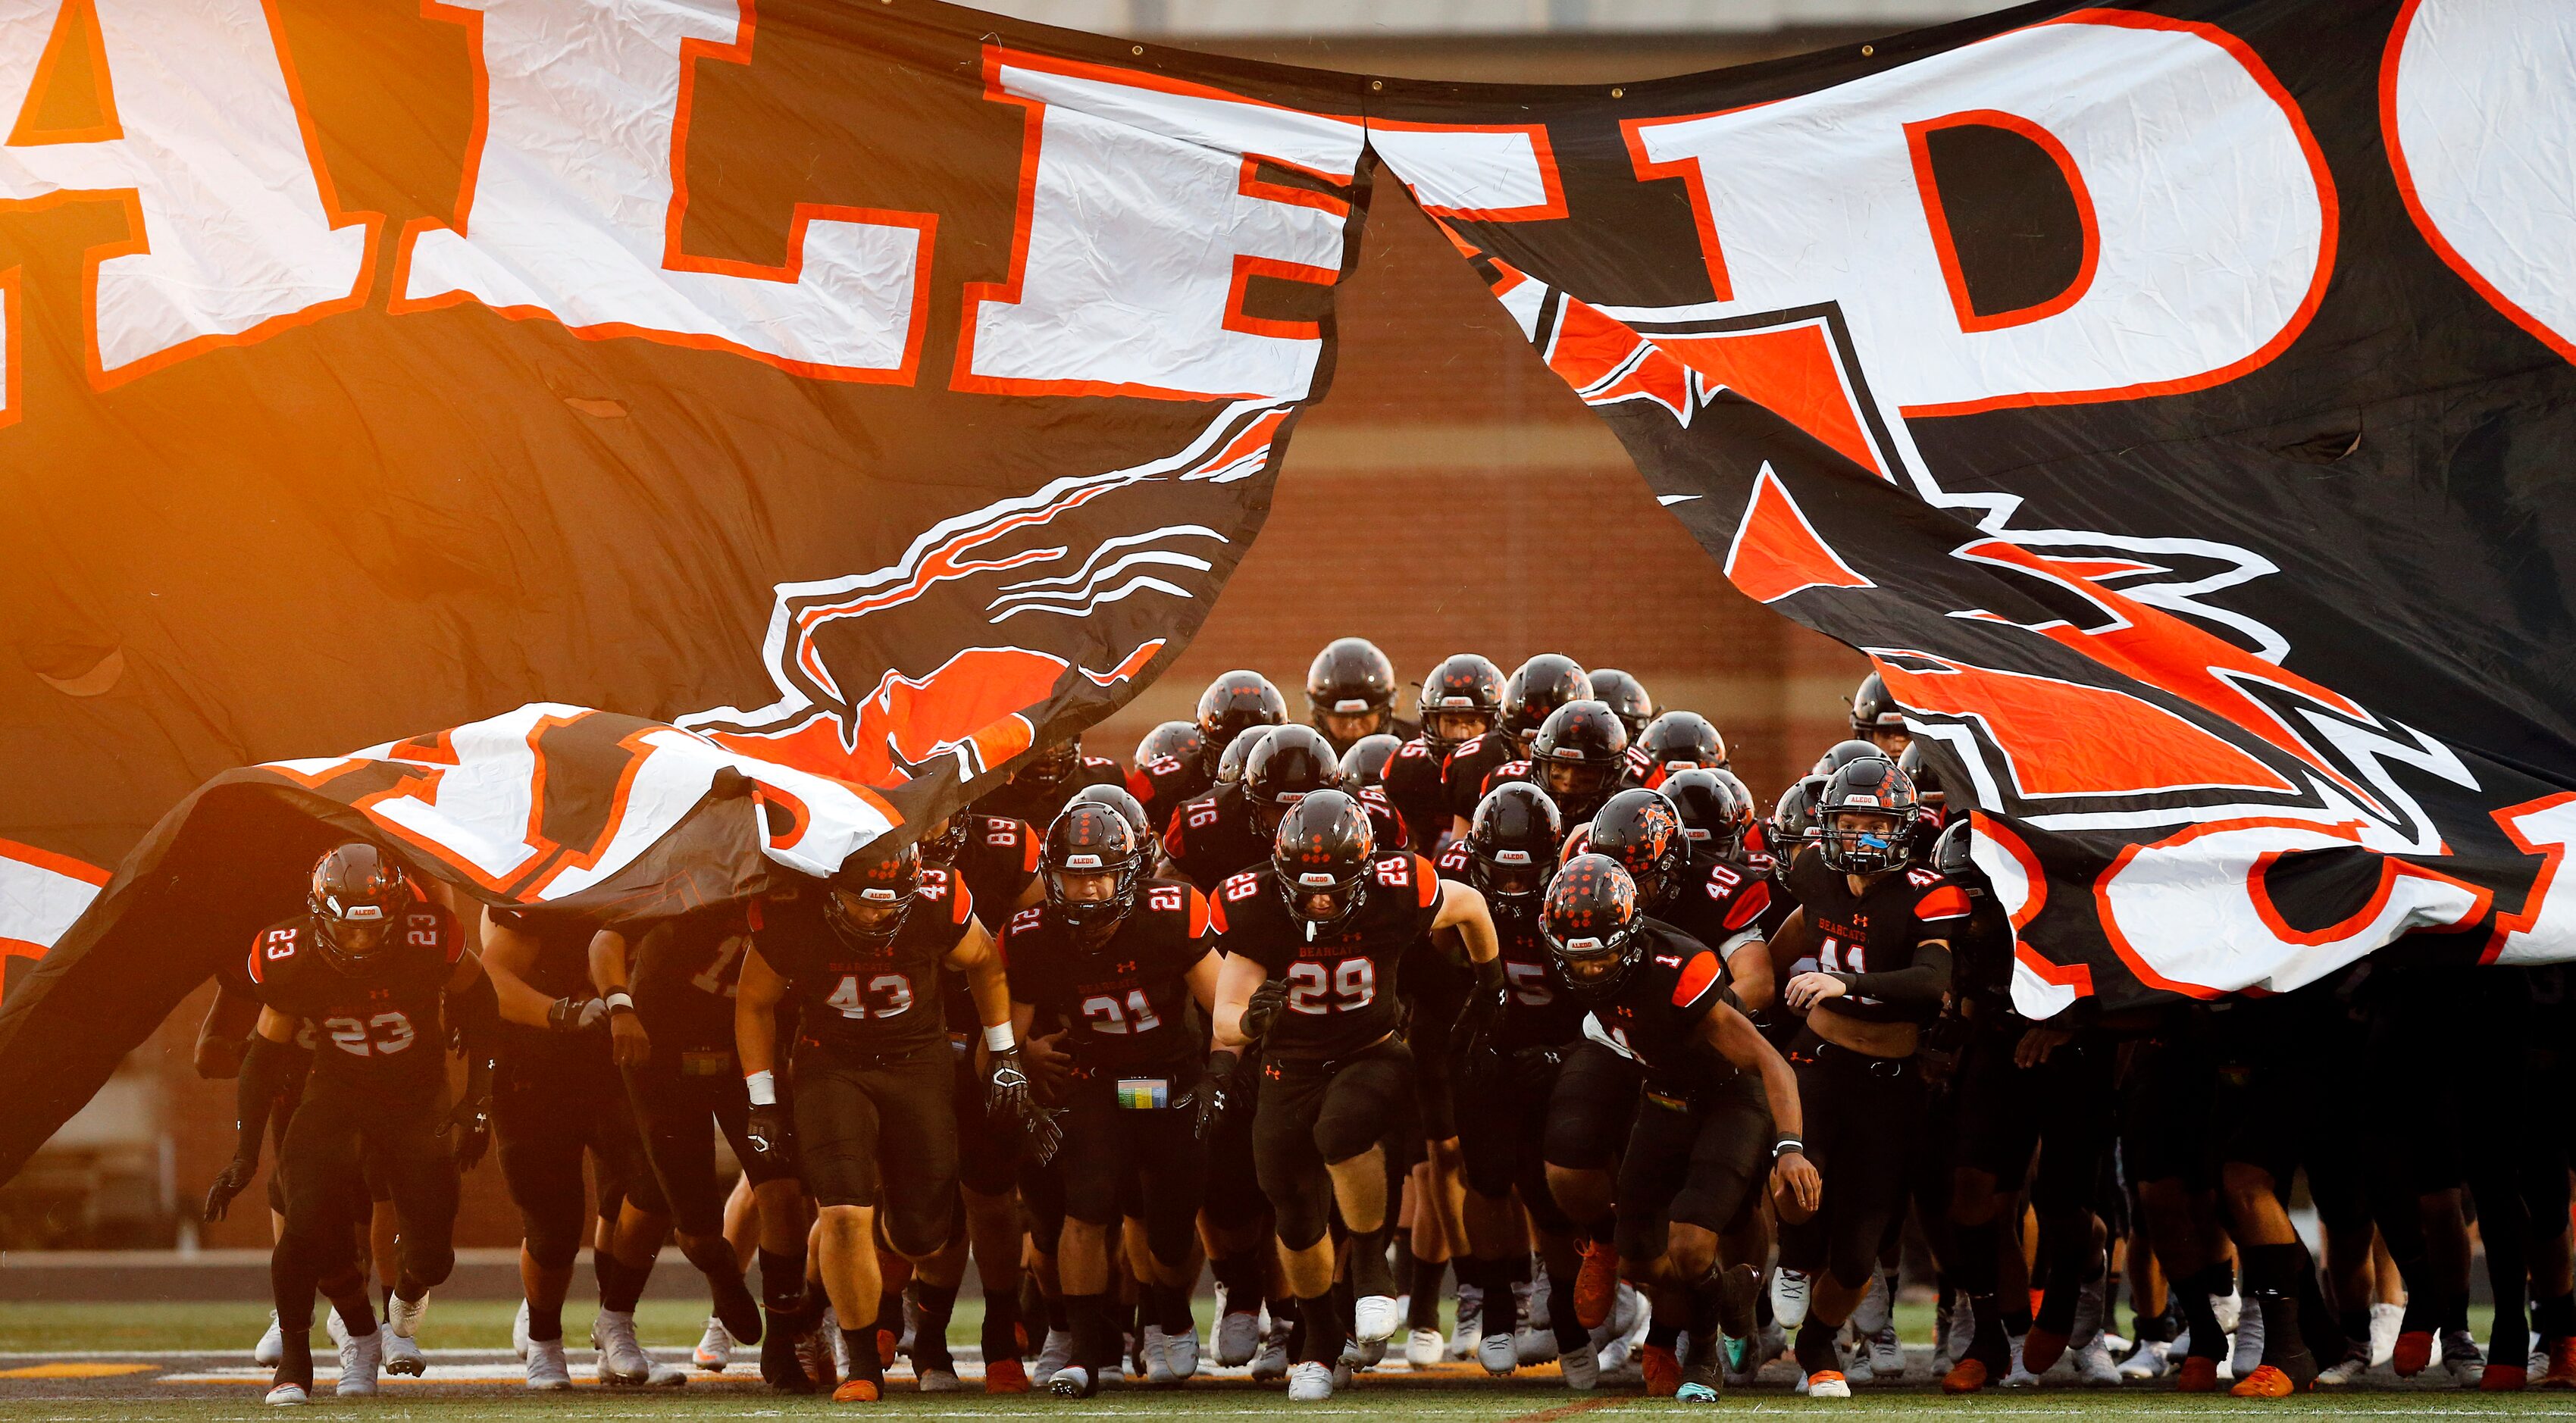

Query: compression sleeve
left=1835, top=942, right=1952, bottom=1009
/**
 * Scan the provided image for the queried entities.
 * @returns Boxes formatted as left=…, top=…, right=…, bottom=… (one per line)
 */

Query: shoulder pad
left=1905, top=865, right=1942, bottom=888
left=1673, top=949, right=1724, bottom=1009
left=1217, top=870, right=1263, bottom=903
left=248, top=924, right=302, bottom=984
left=1915, top=881, right=1972, bottom=923
left=1083, top=755, right=1118, bottom=771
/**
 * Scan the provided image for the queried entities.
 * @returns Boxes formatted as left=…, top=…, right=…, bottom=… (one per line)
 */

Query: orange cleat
left=2020, top=1327, right=2069, bottom=1376
left=2543, top=1339, right=2576, bottom=1388
left=833, top=1378, right=881, bottom=1403
left=876, top=1329, right=898, bottom=1370
left=2176, top=1356, right=2222, bottom=1392
left=984, top=1358, right=1030, bottom=1394
left=1573, top=1237, right=1620, bottom=1330
left=2483, top=1365, right=2529, bottom=1392
left=2392, top=1330, right=2434, bottom=1378
left=2230, top=1365, right=2301, bottom=1398
left=1941, top=1358, right=1991, bottom=1393
left=1804, top=1369, right=1851, bottom=1398
left=1642, top=1343, right=1682, bottom=1397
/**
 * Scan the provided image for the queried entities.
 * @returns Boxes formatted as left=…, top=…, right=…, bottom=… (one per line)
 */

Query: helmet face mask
left=1542, top=855, right=1646, bottom=1002
left=918, top=814, right=970, bottom=868
left=825, top=843, right=921, bottom=949
left=1469, top=783, right=1562, bottom=917
left=1425, top=707, right=1495, bottom=747
left=1419, top=654, right=1506, bottom=755
left=1271, top=790, right=1374, bottom=939
left=1044, top=802, right=1145, bottom=934
left=308, top=842, right=408, bottom=976
left=1530, top=699, right=1629, bottom=820
left=1815, top=756, right=1923, bottom=876
left=1307, top=637, right=1397, bottom=740
left=1016, top=739, right=1083, bottom=796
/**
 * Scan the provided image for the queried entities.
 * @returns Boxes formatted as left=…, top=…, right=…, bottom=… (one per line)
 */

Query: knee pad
left=1270, top=1179, right=1332, bottom=1254
left=403, top=1241, right=458, bottom=1290
left=1144, top=1209, right=1197, bottom=1274
left=884, top=1195, right=956, bottom=1261
left=521, top=1212, right=584, bottom=1272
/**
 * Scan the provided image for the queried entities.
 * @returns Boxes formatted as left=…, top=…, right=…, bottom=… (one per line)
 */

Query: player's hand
left=1509, top=1043, right=1565, bottom=1096
left=202, top=1152, right=256, bottom=1222
left=606, top=1009, right=652, bottom=1068
left=985, top=1047, right=1034, bottom=1124
left=1782, top=971, right=1848, bottom=1012
left=548, top=996, right=609, bottom=1034
left=1192, top=1050, right=1241, bottom=1142
left=1770, top=1148, right=1823, bottom=1218
left=1240, top=977, right=1288, bottom=1044
left=443, top=1096, right=493, bottom=1171
left=2014, top=1025, right=2074, bottom=1069
left=746, top=1102, right=794, bottom=1168
left=1024, top=1031, right=1073, bottom=1101
left=1025, top=1106, right=1066, bottom=1167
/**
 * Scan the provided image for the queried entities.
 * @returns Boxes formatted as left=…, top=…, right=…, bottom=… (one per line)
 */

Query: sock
left=1155, top=1284, right=1195, bottom=1336
left=1410, top=1256, right=1446, bottom=1330
left=1686, top=1271, right=1725, bottom=1353
left=380, top=1280, right=397, bottom=1322
left=2537, top=1291, right=2576, bottom=1346
left=2179, top=1265, right=2226, bottom=1359
left=1214, top=1253, right=1263, bottom=1315
left=592, top=1247, right=613, bottom=1300
left=2292, top=1248, right=2349, bottom=1363
left=1348, top=1224, right=1396, bottom=1299
left=527, top=1291, right=565, bottom=1343
left=2002, top=1301, right=2033, bottom=1339
left=1645, top=1316, right=1680, bottom=1350
left=756, top=1248, right=806, bottom=1313
left=1047, top=1291, right=1070, bottom=1334
left=335, top=1293, right=379, bottom=1339
left=912, top=1281, right=958, bottom=1366
left=1717, top=1265, right=1760, bottom=1340
left=600, top=1253, right=649, bottom=1315
left=1795, top=1320, right=1842, bottom=1377
left=1551, top=1266, right=1588, bottom=1349
left=2243, top=1243, right=2318, bottom=1386
left=843, top=1326, right=884, bottom=1386
left=1474, top=1259, right=1517, bottom=1338
left=1301, top=1292, right=1347, bottom=1366
left=981, top=1276, right=1022, bottom=1362
left=1392, top=1235, right=1416, bottom=1296
left=878, top=1288, right=903, bottom=1342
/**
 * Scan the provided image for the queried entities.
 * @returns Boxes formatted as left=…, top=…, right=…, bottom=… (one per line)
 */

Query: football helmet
left=1338, top=733, right=1401, bottom=790
left=1530, top=699, right=1629, bottom=820
left=1466, top=781, right=1562, bottom=915
left=1586, top=669, right=1656, bottom=743
left=825, top=840, right=922, bottom=949
left=1135, top=720, right=1203, bottom=776
left=1068, top=783, right=1153, bottom=839
left=1657, top=768, right=1747, bottom=862
left=1307, top=638, right=1398, bottom=728
left=1214, top=724, right=1275, bottom=788
left=1542, top=855, right=1648, bottom=1002
left=1043, top=799, right=1147, bottom=932
left=1501, top=655, right=1592, bottom=752
left=1417, top=653, right=1506, bottom=755
left=1244, top=725, right=1341, bottom=836
left=1196, top=671, right=1288, bottom=777
left=308, top=842, right=410, bottom=977
left=1814, top=755, right=1925, bottom=876
left=1585, top=788, right=1688, bottom=911
left=1272, top=790, right=1375, bottom=938
left=1636, top=711, right=1726, bottom=777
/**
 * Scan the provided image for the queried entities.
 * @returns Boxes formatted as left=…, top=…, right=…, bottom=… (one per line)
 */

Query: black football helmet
left=1214, top=724, right=1275, bottom=788
left=1813, top=738, right=1882, bottom=777
left=308, top=842, right=410, bottom=977
left=1068, top=782, right=1152, bottom=838
left=1307, top=637, right=1398, bottom=729
left=1773, top=780, right=1821, bottom=847
left=1898, top=740, right=1948, bottom=812
left=1418, top=653, right=1506, bottom=755
left=1196, top=671, right=1288, bottom=777
left=1135, top=719, right=1203, bottom=776
left=1467, top=781, right=1561, bottom=915
left=1244, top=725, right=1341, bottom=836
left=1930, top=816, right=1977, bottom=883
left=1531, top=699, right=1629, bottom=821
left=825, top=839, right=922, bottom=949
left=1636, top=711, right=1726, bottom=778
left=917, top=813, right=971, bottom=867
left=1586, top=788, right=1688, bottom=911
left=1542, top=854, right=1648, bottom=1001
left=1815, top=755, right=1925, bottom=875
left=1851, top=671, right=1909, bottom=749
left=1013, top=737, right=1085, bottom=799
left=1658, top=768, right=1747, bottom=861
left=1501, top=654, right=1592, bottom=752
left=1043, top=799, right=1147, bottom=932
left=1338, top=733, right=1401, bottom=790
left=1587, top=669, right=1656, bottom=743
left=1272, top=790, right=1375, bottom=937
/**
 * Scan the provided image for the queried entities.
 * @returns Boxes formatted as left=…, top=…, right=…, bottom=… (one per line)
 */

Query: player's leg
left=1789, top=1048, right=1920, bottom=1398
left=2024, top=1039, right=2117, bottom=1376
left=1054, top=1084, right=1135, bottom=1396
left=1542, top=1040, right=1642, bottom=1345
left=1253, top=1058, right=1344, bottom=1399
left=1943, top=1024, right=2037, bottom=1390
left=1132, top=1104, right=1210, bottom=1382
left=868, top=1049, right=964, bottom=1393
left=1316, top=1040, right=1417, bottom=1344
left=946, top=1044, right=1028, bottom=1390
left=374, top=1090, right=462, bottom=1353
left=793, top=1051, right=889, bottom=1400
left=1660, top=1078, right=1773, bottom=1400
left=269, top=1090, right=371, bottom=1403
left=494, top=1071, right=587, bottom=1387
left=625, top=1052, right=764, bottom=1353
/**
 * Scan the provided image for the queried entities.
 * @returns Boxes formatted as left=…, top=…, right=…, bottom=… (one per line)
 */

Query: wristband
left=1773, top=1137, right=1805, bottom=1158
left=984, top=1023, right=1016, bottom=1053
left=604, top=990, right=634, bottom=1016
left=745, top=1068, right=777, bottom=1107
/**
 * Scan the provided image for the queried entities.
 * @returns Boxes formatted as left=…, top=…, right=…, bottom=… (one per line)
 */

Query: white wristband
left=603, top=990, right=634, bottom=1016
left=984, top=1024, right=1016, bottom=1053
left=744, top=1069, right=776, bottom=1107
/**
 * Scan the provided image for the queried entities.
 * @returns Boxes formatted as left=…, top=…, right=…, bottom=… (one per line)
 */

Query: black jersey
left=1165, top=782, right=1407, bottom=893
left=490, top=907, right=606, bottom=1076
left=1003, top=877, right=1213, bottom=1080
left=1782, top=848, right=1969, bottom=1025
left=245, top=898, right=463, bottom=1096
left=1215, top=851, right=1446, bottom=1062
left=1433, top=840, right=1582, bottom=1048
left=1318, top=714, right=1420, bottom=758
left=1581, top=919, right=1740, bottom=1091
left=939, top=815, right=1039, bottom=1031
left=1127, top=755, right=1210, bottom=838
left=978, top=756, right=1127, bottom=827
left=754, top=869, right=974, bottom=1058
left=1381, top=738, right=1452, bottom=851
left=631, top=902, right=756, bottom=1053
left=1441, top=732, right=1520, bottom=822
left=1653, top=852, right=1774, bottom=968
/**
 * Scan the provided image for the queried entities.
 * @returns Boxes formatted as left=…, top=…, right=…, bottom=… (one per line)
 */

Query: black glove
left=1509, top=1043, right=1566, bottom=1096
left=1193, top=1049, right=1241, bottom=1142
left=202, top=1152, right=256, bottom=1223
left=1025, top=1106, right=1066, bottom=1167
left=985, top=1046, right=1033, bottom=1124
left=547, top=996, right=608, bottom=1033
left=1240, top=978, right=1288, bottom=1045
left=746, top=1102, right=794, bottom=1168
left=1451, top=979, right=1510, bottom=1085
left=442, top=1096, right=492, bottom=1171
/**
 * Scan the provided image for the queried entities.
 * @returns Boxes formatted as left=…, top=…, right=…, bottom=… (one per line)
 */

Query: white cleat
left=264, top=1383, right=309, bottom=1406
left=2120, top=1339, right=2172, bottom=1380
left=2074, top=1334, right=2122, bottom=1386
left=336, top=1327, right=381, bottom=1397
left=525, top=1337, right=573, bottom=1390
left=693, top=1315, right=734, bottom=1372
left=1031, top=1325, right=1075, bottom=1384
left=1286, top=1359, right=1334, bottom=1401
left=512, top=1298, right=531, bottom=1361
left=1047, top=1364, right=1094, bottom=1399
left=594, top=1308, right=687, bottom=1387
left=1867, top=1324, right=1905, bottom=1383
left=2441, top=1328, right=2486, bottom=1386
left=387, top=1290, right=429, bottom=1340
left=1143, top=1324, right=1174, bottom=1384
left=1805, top=1370, right=1852, bottom=1398
left=1560, top=1338, right=1601, bottom=1390
left=2214, top=1289, right=2243, bottom=1337
left=1353, top=1294, right=1401, bottom=1344
left=255, top=1309, right=286, bottom=1368
left=1405, top=1326, right=1445, bottom=1368
left=1215, top=1309, right=1261, bottom=1368
left=2229, top=1305, right=2265, bottom=1381
left=1163, top=1327, right=1200, bottom=1381
left=2368, top=1302, right=2403, bottom=1366
left=1250, top=1319, right=1292, bottom=1382
left=1448, top=1285, right=1482, bottom=1361
left=1772, top=1268, right=1813, bottom=1329
left=2316, top=1346, right=2374, bottom=1386
left=1845, top=1340, right=1875, bottom=1386
left=1479, top=1332, right=1518, bottom=1376
left=2001, top=1336, right=2040, bottom=1388
left=919, top=1365, right=968, bottom=1393
left=382, top=1329, right=426, bottom=1378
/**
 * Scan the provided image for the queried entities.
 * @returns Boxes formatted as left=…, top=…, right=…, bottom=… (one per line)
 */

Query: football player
left=204, top=843, right=495, bottom=1406
left=1538, top=855, right=1818, bottom=1401
left=479, top=906, right=683, bottom=1389
left=1632, top=712, right=1726, bottom=790
left=734, top=840, right=1034, bottom=1403
left=1445, top=655, right=1590, bottom=837
left=1128, top=721, right=1210, bottom=837
left=1385, top=654, right=1504, bottom=850
left=1338, top=733, right=1401, bottom=790
left=1585, top=670, right=1657, bottom=745
left=1307, top=637, right=1416, bottom=752
left=1166, top=725, right=1402, bottom=893
left=1205, top=791, right=1502, bottom=1400
left=978, top=738, right=1125, bottom=827
left=1004, top=802, right=1222, bottom=1395
left=1848, top=674, right=1909, bottom=757
left=1764, top=758, right=1959, bottom=1397
left=1198, top=672, right=1291, bottom=779
left=1585, top=784, right=1774, bottom=1015
left=1526, top=700, right=1632, bottom=827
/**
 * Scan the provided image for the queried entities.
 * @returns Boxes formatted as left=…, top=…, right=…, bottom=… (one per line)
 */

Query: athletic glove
left=1025, top=1106, right=1066, bottom=1167
left=546, top=995, right=609, bottom=1033
left=1510, top=1043, right=1566, bottom=1096
left=745, top=1102, right=794, bottom=1168
left=202, top=1151, right=257, bottom=1223
left=1193, top=1049, right=1241, bottom=1142
left=985, top=1046, right=1034, bottom=1125
left=1239, top=977, right=1288, bottom=1045
left=443, top=1095, right=493, bottom=1171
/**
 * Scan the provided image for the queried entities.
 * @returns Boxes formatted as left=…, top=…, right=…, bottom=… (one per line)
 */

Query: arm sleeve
left=448, top=969, right=500, bottom=1102
left=232, top=1032, right=305, bottom=1160
left=1838, top=942, right=1952, bottom=1008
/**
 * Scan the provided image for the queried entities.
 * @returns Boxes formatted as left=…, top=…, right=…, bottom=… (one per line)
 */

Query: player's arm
left=1784, top=937, right=1952, bottom=1012
left=205, top=1005, right=304, bottom=1221
left=441, top=946, right=499, bottom=1166
left=1724, top=931, right=1773, bottom=1015
left=476, top=908, right=574, bottom=1029
left=943, top=916, right=1013, bottom=1039
left=1185, top=948, right=1223, bottom=1014
left=734, top=945, right=787, bottom=1081
left=1211, top=950, right=1272, bottom=1050
left=1429, top=880, right=1499, bottom=965
left=1767, top=906, right=1812, bottom=987
left=587, top=925, right=650, bottom=1067
left=1695, top=998, right=1820, bottom=1215
left=193, top=978, right=262, bottom=1078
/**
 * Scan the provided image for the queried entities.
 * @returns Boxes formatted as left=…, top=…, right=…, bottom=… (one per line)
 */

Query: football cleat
left=1515, top=1322, right=1560, bottom=1365
left=2120, top=1340, right=2172, bottom=1380
left=1804, top=1368, right=1851, bottom=1398
left=596, top=1309, right=686, bottom=1387
left=1643, top=1342, right=1682, bottom=1397
left=2177, top=1354, right=2222, bottom=1391
left=512, top=1299, right=531, bottom=1361
left=2073, top=1334, right=2122, bottom=1386
left=1165, top=1327, right=1200, bottom=1381
left=1479, top=1332, right=1516, bottom=1375
left=1047, top=1364, right=1094, bottom=1399
left=1286, top=1359, right=1335, bottom=1401
left=382, top=1329, right=425, bottom=1378
left=1560, top=1338, right=1601, bottom=1390
left=1845, top=1340, right=1874, bottom=1386
left=2368, top=1302, right=2404, bottom=1365
left=1448, top=1285, right=1482, bottom=1360
left=1250, top=1318, right=1292, bottom=1382
left=2230, top=1363, right=2301, bottom=1396
left=336, top=1327, right=381, bottom=1397
left=1573, top=1237, right=1619, bottom=1330
left=833, top=1377, right=882, bottom=1403
left=1771, top=1268, right=1813, bottom=1328
left=919, top=1365, right=966, bottom=1393
left=986, top=1357, right=1031, bottom=1393
left=2021, top=1325, right=2069, bottom=1376
left=1354, top=1294, right=1400, bottom=1346
left=1867, top=1324, right=1905, bottom=1382
left=1216, top=1307, right=1261, bottom=1368
left=1405, top=1326, right=1443, bottom=1368
left=2393, top=1328, right=2434, bottom=1377
left=1941, top=1357, right=1990, bottom=1393
left=256, top=1310, right=286, bottom=1368
left=1141, top=1324, right=1173, bottom=1384
left=2001, top=1337, right=2040, bottom=1388
left=525, top=1337, right=572, bottom=1390
left=2316, top=1345, right=2374, bottom=1385
left=2443, top=1329, right=2487, bottom=1386
left=1031, top=1327, right=1074, bottom=1385
left=2482, top=1364, right=2529, bottom=1391
left=695, top=1316, right=735, bottom=1371
left=264, top=1383, right=309, bottom=1406
left=2542, top=1337, right=2576, bottom=1387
